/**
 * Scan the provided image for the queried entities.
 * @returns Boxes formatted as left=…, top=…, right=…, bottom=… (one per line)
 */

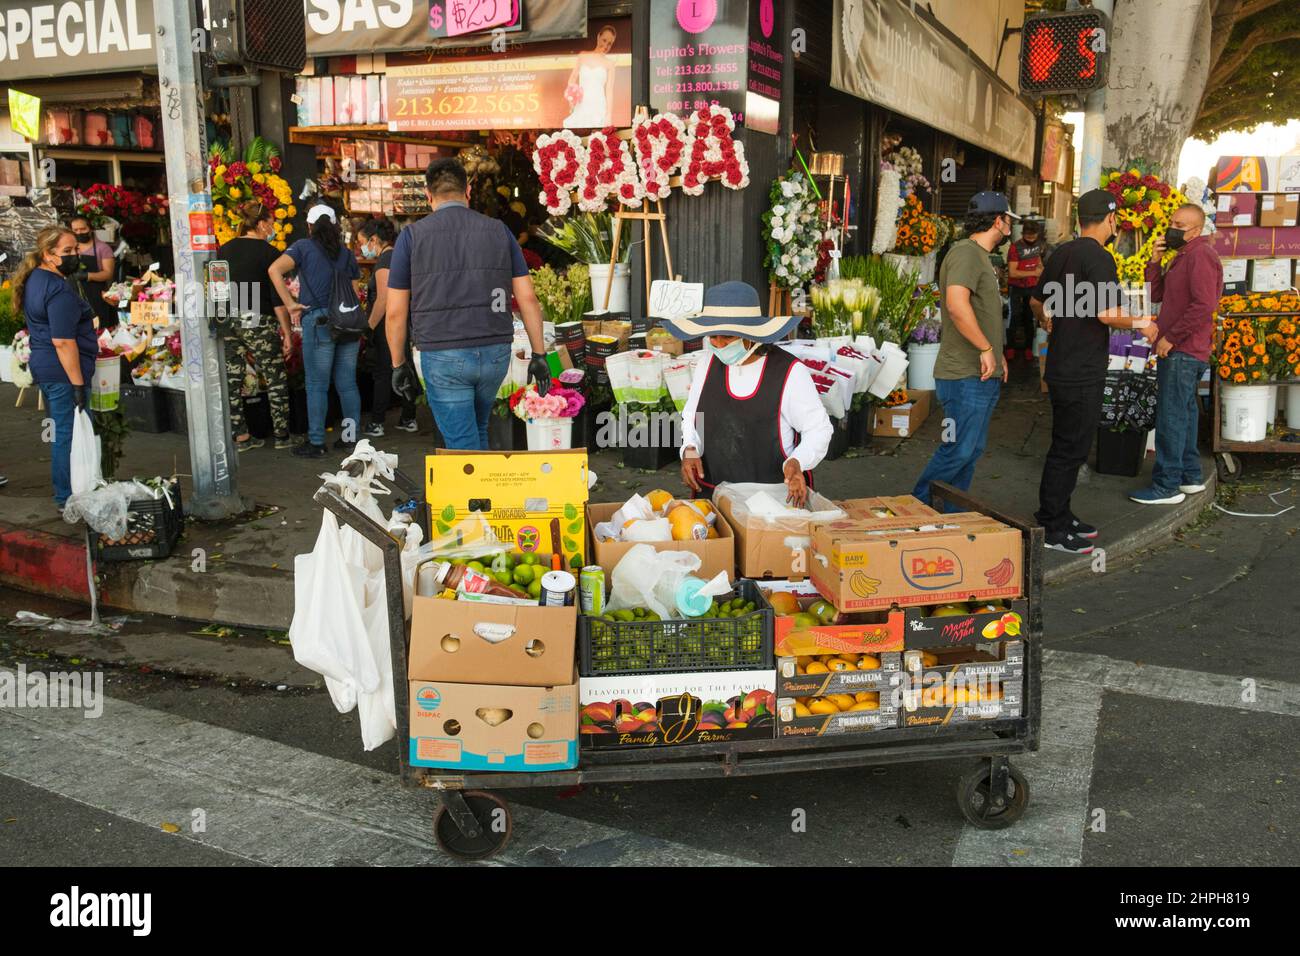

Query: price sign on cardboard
left=130, top=301, right=172, bottom=326
left=648, top=281, right=704, bottom=322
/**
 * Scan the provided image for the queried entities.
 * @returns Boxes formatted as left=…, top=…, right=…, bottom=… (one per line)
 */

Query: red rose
left=620, top=184, right=635, bottom=198
left=584, top=188, right=597, bottom=199
left=269, top=157, right=282, bottom=173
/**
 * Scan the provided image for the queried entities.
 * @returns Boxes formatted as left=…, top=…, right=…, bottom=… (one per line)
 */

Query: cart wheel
left=433, top=791, right=512, bottom=861
left=956, top=761, right=1029, bottom=830
left=1215, top=452, right=1244, bottom=484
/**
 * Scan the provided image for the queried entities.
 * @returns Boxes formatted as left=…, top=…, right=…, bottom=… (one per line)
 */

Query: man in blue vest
left=386, top=158, right=550, bottom=449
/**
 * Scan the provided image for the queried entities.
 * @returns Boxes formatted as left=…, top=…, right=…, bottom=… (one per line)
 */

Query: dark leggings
left=369, top=318, right=416, bottom=425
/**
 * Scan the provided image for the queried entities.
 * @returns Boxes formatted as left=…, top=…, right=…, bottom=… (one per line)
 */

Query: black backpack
left=326, top=254, right=366, bottom=342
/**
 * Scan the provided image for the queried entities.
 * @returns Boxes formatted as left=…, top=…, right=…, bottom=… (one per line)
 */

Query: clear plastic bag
left=604, top=544, right=702, bottom=619
left=712, top=482, right=845, bottom=535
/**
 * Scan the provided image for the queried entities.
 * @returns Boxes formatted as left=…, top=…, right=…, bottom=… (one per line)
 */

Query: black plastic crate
left=96, top=479, right=184, bottom=562
left=162, top=388, right=187, bottom=435
left=580, top=579, right=774, bottom=676
left=119, top=383, right=169, bottom=433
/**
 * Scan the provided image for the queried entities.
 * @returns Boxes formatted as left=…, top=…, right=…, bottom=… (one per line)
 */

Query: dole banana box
left=427, top=450, right=589, bottom=573
left=810, top=513, right=1022, bottom=612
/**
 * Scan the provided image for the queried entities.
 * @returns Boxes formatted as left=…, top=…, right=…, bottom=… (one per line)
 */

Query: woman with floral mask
left=661, top=281, right=832, bottom=507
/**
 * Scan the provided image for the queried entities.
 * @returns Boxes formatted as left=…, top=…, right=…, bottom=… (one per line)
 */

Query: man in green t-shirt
left=913, top=192, right=1015, bottom=508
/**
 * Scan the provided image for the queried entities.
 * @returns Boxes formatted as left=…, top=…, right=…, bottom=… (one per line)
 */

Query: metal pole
left=155, top=0, right=246, bottom=519
left=1077, top=0, right=1113, bottom=193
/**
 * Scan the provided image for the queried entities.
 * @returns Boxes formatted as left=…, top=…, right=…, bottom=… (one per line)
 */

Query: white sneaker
left=1179, top=483, right=1206, bottom=494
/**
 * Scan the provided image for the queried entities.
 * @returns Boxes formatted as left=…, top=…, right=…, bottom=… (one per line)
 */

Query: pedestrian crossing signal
left=1019, top=9, right=1110, bottom=97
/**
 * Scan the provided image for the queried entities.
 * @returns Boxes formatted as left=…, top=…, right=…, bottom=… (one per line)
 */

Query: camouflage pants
left=224, top=320, right=290, bottom=439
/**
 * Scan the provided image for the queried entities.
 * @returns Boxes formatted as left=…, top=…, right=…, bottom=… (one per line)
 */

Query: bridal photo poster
left=385, top=17, right=633, bottom=132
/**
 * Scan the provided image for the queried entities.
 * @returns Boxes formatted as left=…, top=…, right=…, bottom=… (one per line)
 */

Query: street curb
left=0, top=523, right=90, bottom=601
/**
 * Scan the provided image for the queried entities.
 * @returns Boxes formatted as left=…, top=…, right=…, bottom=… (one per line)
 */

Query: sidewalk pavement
left=0, top=361, right=1214, bottom=631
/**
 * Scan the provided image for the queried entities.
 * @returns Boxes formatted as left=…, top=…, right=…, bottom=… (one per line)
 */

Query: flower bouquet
left=564, top=83, right=584, bottom=108
left=510, top=380, right=587, bottom=450
left=10, top=329, right=32, bottom=387
left=208, top=137, right=296, bottom=250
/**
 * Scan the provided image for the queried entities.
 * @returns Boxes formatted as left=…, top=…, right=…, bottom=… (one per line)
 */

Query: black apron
left=78, top=244, right=117, bottom=329
left=697, top=347, right=812, bottom=489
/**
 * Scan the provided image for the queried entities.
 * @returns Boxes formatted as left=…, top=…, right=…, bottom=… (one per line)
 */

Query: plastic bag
left=712, top=482, right=844, bottom=541
left=663, top=357, right=696, bottom=412
left=70, top=409, right=102, bottom=496
left=604, top=544, right=702, bottom=620
left=356, top=573, right=396, bottom=750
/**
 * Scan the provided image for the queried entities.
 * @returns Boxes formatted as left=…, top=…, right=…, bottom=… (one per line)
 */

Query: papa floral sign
left=532, top=105, right=750, bottom=216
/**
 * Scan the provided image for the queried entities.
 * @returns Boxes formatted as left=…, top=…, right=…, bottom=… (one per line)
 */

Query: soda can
left=540, top=570, right=577, bottom=607
left=579, top=566, right=605, bottom=615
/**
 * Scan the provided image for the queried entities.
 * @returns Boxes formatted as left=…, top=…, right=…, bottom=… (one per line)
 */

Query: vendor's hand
left=1155, top=338, right=1174, bottom=358
left=783, top=458, right=808, bottom=508
left=979, top=348, right=997, bottom=381
left=1150, top=236, right=1167, bottom=261
left=681, top=448, right=704, bottom=494
left=73, top=384, right=88, bottom=411
left=528, top=353, right=552, bottom=396
left=391, top=362, right=422, bottom=404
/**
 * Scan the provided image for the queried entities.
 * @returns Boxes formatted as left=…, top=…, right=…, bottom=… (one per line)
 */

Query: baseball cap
left=306, top=204, right=337, bottom=225
left=967, top=191, right=1020, bottom=219
left=1078, top=188, right=1118, bottom=220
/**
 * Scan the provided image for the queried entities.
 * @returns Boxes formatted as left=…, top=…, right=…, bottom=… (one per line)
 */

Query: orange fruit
left=857, top=654, right=880, bottom=670
left=793, top=701, right=812, bottom=717
left=667, top=504, right=708, bottom=541
left=808, top=698, right=838, bottom=715
left=827, top=693, right=856, bottom=711
left=827, top=658, right=855, bottom=672
left=645, top=489, right=674, bottom=513
left=849, top=700, right=879, bottom=711
left=854, top=691, right=879, bottom=704
left=805, top=661, right=829, bottom=675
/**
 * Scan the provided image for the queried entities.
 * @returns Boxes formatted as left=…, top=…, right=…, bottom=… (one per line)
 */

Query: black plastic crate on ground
left=161, top=388, right=187, bottom=435
left=580, top=579, right=774, bottom=676
left=119, top=384, right=169, bottom=433
left=96, top=480, right=184, bottom=562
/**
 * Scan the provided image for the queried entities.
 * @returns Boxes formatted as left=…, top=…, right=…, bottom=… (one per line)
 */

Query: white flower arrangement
left=885, top=146, right=930, bottom=196
left=872, top=168, right=903, bottom=254
left=1181, top=176, right=1216, bottom=234
left=763, top=171, right=823, bottom=289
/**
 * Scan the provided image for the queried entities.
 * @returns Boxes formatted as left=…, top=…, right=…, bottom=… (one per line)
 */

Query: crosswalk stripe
left=0, top=669, right=758, bottom=867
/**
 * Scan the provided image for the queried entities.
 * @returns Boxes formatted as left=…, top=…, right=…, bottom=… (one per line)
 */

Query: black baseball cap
left=967, top=191, right=1020, bottom=219
left=1078, top=188, right=1119, bottom=219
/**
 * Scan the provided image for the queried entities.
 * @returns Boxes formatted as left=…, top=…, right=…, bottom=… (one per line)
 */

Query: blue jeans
left=302, top=310, right=360, bottom=447
left=39, top=381, right=75, bottom=505
left=419, top=344, right=512, bottom=450
left=912, top=376, right=1001, bottom=510
left=1150, top=351, right=1208, bottom=493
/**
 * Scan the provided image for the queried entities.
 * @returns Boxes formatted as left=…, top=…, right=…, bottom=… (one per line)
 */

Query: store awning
left=831, top=0, right=1036, bottom=170
left=7, top=74, right=156, bottom=110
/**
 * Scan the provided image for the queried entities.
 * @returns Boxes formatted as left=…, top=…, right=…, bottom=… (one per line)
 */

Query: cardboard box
left=776, top=674, right=902, bottom=736
left=759, top=579, right=902, bottom=658
left=1259, top=193, right=1300, bottom=228
left=1222, top=258, right=1249, bottom=296
left=871, top=390, right=932, bottom=437
left=810, top=513, right=1024, bottom=612
left=581, top=318, right=632, bottom=352
left=899, top=641, right=1024, bottom=727
left=409, top=671, right=578, bottom=771
left=1249, top=258, right=1294, bottom=292
left=579, top=670, right=776, bottom=748
left=586, top=501, right=735, bottom=586
left=840, top=495, right=939, bottom=519
left=427, top=450, right=589, bottom=573
left=1211, top=226, right=1300, bottom=258
left=1215, top=191, right=1259, bottom=227
left=715, top=488, right=844, bottom=579
left=408, top=595, right=577, bottom=687
left=896, top=598, right=1029, bottom=649
left=776, top=649, right=903, bottom=698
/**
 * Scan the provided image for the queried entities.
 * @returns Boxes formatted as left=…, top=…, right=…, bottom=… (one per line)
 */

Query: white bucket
left=589, top=263, right=630, bottom=313
left=1286, top=385, right=1300, bottom=428
left=1265, top=384, right=1279, bottom=424
left=0, top=346, right=12, bottom=384
left=906, top=342, right=941, bottom=391
left=1220, top=384, right=1270, bottom=442
left=525, top=417, right=573, bottom=450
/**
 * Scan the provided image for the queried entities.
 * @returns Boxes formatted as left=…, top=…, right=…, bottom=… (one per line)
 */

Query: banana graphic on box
left=850, top=571, right=881, bottom=598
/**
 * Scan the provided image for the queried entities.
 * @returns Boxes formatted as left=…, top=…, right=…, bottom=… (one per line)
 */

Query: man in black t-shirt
left=1029, top=189, right=1155, bottom=554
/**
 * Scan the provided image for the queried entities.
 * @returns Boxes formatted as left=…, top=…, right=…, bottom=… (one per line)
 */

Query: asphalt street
left=0, top=474, right=1296, bottom=867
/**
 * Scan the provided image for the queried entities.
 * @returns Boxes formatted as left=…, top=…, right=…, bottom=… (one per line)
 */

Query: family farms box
left=871, top=390, right=933, bottom=438
left=586, top=501, right=735, bottom=586
left=427, top=450, right=589, bottom=573
left=714, top=487, right=843, bottom=579
left=579, top=670, right=776, bottom=748
left=759, top=579, right=903, bottom=658
left=1260, top=193, right=1300, bottom=228
left=810, top=513, right=1023, bottom=612
left=899, top=641, right=1024, bottom=727
left=408, top=671, right=578, bottom=772
left=408, top=595, right=578, bottom=687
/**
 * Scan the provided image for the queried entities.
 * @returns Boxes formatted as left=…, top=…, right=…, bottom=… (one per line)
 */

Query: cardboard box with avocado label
left=810, top=513, right=1023, bottom=612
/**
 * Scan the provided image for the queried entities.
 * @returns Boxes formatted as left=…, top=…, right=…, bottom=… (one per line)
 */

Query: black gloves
left=528, top=353, right=551, bottom=396
left=73, top=384, right=89, bottom=411
left=391, top=362, right=422, bottom=404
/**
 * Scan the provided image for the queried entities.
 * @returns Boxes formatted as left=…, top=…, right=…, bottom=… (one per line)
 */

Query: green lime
left=513, top=565, right=535, bottom=586
left=529, top=578, right=542, bottom=599
left=614, top=609, right=635, bottom=622
left=495, top=571, right=514, bottom=587
left=523, top=552, right=539, bottom=566
left=466, top=561, right=485, bottom=574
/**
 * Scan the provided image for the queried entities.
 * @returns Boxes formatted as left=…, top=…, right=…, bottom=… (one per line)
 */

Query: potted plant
left=907, top=290, right=942, bottom=391
left=539, top=212, right=632, bottom=313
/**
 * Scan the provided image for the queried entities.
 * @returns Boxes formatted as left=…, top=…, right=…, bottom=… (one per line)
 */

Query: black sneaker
left=1070, top=517, right=1098, bottom=539
left=293, top=443, right=327, bottom=459
left=334, top=439, right=357, bottom=452
left=235, top=436, right=265, bottom=452
left=395, top=418, right=418, bottom=433
left=1045, top=530, right=1094, bottom=554
left=362, top=422, right=385, bottom=439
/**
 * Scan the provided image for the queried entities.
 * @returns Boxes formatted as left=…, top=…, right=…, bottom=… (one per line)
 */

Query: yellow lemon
left=645, top=489, right=674, bottom=513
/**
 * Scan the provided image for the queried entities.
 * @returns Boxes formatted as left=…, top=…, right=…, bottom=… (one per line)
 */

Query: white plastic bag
left=70, top=409, right=102, bottom=495
left=605, top=544, right=702, bottom=619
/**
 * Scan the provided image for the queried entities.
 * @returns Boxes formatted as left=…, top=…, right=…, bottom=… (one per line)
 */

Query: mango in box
left=427, top=450, right=590, bottom=573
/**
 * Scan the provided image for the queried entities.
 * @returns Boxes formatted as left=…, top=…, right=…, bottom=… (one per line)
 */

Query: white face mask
left=707, top=336, right=761, bottom=366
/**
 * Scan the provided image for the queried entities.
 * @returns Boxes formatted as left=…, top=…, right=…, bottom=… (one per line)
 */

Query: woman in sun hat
left=661, top=281, right=833, bottom=507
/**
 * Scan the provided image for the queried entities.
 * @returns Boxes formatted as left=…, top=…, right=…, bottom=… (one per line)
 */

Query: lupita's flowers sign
left=532, top=107, right=750, bottom=216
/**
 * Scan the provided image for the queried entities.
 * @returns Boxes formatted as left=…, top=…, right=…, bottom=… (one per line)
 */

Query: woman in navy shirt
left=13, top=226, right=98, bottom=507
left=269, top=204, right=362, bottom=459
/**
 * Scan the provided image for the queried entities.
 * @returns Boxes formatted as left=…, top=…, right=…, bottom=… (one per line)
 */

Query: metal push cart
left=312, top=478, right=1044, bottom=861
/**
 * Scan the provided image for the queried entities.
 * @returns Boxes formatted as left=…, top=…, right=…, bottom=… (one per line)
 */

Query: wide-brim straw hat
left=659, top=281, right=800, bottom=343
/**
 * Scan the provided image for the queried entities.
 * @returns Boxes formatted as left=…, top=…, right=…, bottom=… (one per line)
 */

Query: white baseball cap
left=305, top=204, right=336, bottom=225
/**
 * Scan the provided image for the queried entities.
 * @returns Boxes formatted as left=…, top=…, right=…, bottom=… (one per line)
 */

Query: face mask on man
left=57, top=254, right=82, bottom=276
left=1165, top=226, right=1188, bottom=250
left=73, top=232, right=93, bottom=244
left=707, top=336, right=761, bottom=366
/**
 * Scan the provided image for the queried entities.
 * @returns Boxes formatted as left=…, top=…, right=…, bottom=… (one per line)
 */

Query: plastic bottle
left=432, top=561, right=531, bottom=601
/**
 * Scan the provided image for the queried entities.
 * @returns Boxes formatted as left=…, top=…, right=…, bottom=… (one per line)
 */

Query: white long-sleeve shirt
left=679, top=350, right=834, bottom=473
